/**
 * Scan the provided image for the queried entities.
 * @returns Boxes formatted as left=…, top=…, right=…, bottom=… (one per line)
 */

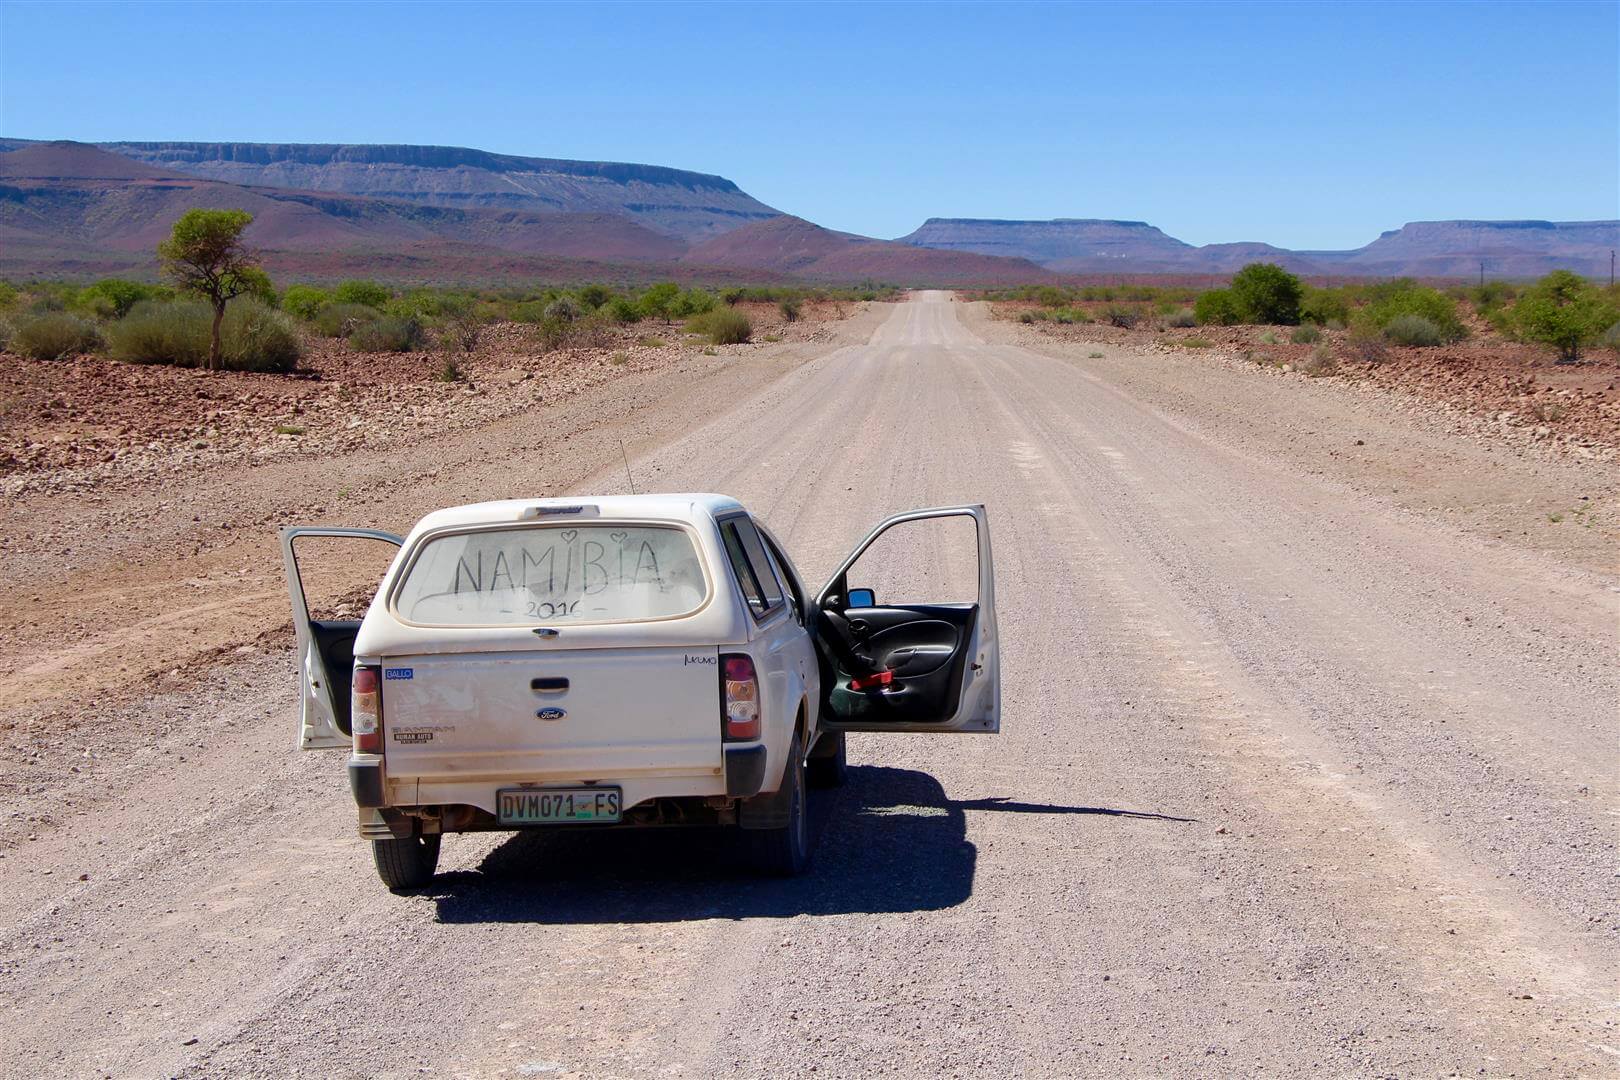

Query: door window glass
left=720, top=516, right=784, bottom=619
left=843, top=514, right=979, bottom=607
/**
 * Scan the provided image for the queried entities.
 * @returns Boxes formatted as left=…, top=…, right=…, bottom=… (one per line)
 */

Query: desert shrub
left=1383, top=314, right=1445, bottom=346
left=637, top=335, right=666, bottom=347
left=1346, top=326, right=1388, bottom=364
left=108, top=299, right=300, bottom=371
left=107, top=300, right=210, bottom=365
left=575, top=284, right=613, bottom=310
left=0, top=317, right=13, bottom=351
left=1299, top=345, right=1338, bottom=377
left=1467, top=281, right=1516, bottom=313
left=312, top=302, right=380, bottom=338
left=1603, top=322, right=1620, bottom=354
left=778, top=297, right=802, bottom=322
left=1357, top=281, right=1466, bottom=343
left=1180, top=337, right=1212, bottom=348
left=281, top=284, right=331, bottom=320
left=1299, top=287, right=1351, bottom=326
left=1017, top=310, right=1037, bottom=324
left=0, top=280, right=18, bottom=309
left=1194, top=289, right=1243, bottom=326
left=332, top=280, right=390, bottom=309
left=1290, top=324, right=1321, bottom=344
left=637, top=282, right=679, bottom=322
left=1052, top=307, right=1093, bottom=325
left=13, top=312, right=102, bottom=360
left=1033, top=286, right=1068, bottom=309
left=1103, top=305, right=1141, bottom=328
left=544, top=297, right=579, bottom=323
left=349, top=316, right=424, bottom=353
left=672, top=288, right=717, bottom=317
left=1164, top=307, right=1196, bottom=328
left=1259, top=330, right=1279, bottom=344
left=219, top=299, right=302, bottom=372
left=510, top=300, right=551, bottom=324
left=76, top=278, right=170, bottom=319
left=436, top=357, right=463, bottom=383
left=1229, top=263, right=1303, bottom=324
left=605, top=295, right=642, bottom=323
left=689, top=307, right=752, bottom=344
left=1510, top=270, right=1619, bottom=363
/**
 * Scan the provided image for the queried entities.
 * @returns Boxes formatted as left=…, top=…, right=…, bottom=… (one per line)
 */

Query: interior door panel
left=308, top=619, right=362, bottom=736
left=825, top=604, right=977, bottom=725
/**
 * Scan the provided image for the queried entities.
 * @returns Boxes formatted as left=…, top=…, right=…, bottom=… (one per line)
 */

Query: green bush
left=332, top=280, right=391, bottom=309
left=778, top=297, right=802, bottom=322
left=76, top=278, right=170, bottom=319
left=281, top=284, right=331, bottom=320
left=689, top=307, right=752, bottom=345
left=638, top=282, right=680, bottom=322
left=312, top=303, right=380, bottom=338
left=107, top=300, right=210, bottom=366
left=1383, top=314, right=1445, bottom=346
left=1357, top=282, right=1467, bottom=343
left=0, top=317, right=13, bottom=351
left=219, top=299, right=302, bottom=372
left=13, top=312, right=102, bottom=360
left=108, top=299, right=301, bottom=372
left=1510, top=270, right=1619, bottom=362
left=0, top=280, right=19, bottom=309
left=605, top=295, right=642, bottom=323
left=1194, top=289, right=1243, bottom=326
left=349, top=316, right=425, bottom=353
left=1034, top=286, right=1068, bottom=309
left=1229, top=263, right=1303, bottom=324
left=576, top=284, right=613, bottom=310
left=1299, top=344, right=1338, bottom=377
left=1164, top=308, right=1196, bottom=328
left=1290, top=324, right=1321, bottom=344
left=672, top=288, right=717, bottom=317
left=1103, top=305, right=1141, bottom=328
left=1603, top=322, right=1620, bottom=354
left=1052, top=307, right=1093, bottom=324
left=1299, top=287, right=1351, bottom=326
left=1467, top=281, right=1515, bottom=313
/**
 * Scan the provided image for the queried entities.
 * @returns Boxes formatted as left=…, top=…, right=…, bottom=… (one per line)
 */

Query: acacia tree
left=1511, top=270, right=1618, bottom=364
left=157, top=209, right=259, bottom=371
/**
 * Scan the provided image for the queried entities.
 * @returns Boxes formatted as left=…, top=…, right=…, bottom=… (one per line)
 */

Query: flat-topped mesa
left=899, top=217, right=1191, bottom=269
left=95, top=141, right=783, bottom=242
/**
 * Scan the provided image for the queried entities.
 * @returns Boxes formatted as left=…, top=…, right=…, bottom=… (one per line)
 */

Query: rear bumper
left=724, top=744, right=768, bottom=797
left=349, top=760, right=386, bottom=808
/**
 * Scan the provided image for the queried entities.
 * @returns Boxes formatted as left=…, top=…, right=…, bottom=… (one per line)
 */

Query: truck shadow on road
left=427, top=765, right=1191, bottom=924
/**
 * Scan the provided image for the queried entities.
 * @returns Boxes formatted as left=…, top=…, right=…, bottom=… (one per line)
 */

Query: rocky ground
left=0, top=300, right=855, bottom=497
left=989, top=301, right=1620, bottom=459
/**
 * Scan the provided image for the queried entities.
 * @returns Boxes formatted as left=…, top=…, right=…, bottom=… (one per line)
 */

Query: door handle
left=531, top=677, right=569, bottom=693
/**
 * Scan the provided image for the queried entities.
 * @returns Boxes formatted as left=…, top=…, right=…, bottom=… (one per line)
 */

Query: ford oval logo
left=536, top=707, right=567, bottom=721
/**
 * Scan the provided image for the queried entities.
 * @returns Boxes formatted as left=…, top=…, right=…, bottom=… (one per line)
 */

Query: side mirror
left=847, top=587, right=876, bottom=608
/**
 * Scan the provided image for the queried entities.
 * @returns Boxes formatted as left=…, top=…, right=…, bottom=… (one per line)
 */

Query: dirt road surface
left=2, top=293, right=1615, bottom=1078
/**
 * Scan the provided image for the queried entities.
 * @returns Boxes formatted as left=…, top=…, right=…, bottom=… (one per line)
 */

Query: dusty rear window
left=394, top=525, right=708, bottom=626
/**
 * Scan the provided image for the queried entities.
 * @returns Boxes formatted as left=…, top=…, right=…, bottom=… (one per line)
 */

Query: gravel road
left=2, top=292, right=1615, bottom=1078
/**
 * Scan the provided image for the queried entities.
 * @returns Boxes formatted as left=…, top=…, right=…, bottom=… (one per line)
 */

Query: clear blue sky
left=2, top=0, right=1615, bottom=248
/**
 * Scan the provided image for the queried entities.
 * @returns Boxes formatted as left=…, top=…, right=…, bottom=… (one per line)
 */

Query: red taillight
left=352, top=665, right=383, bottom=753
left=721, top=654, right=760, bottom=741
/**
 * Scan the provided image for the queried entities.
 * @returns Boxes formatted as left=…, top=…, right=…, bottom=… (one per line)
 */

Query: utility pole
left=1611, top=249, right=1615, bottom=287
left=1479, top=260, right=1485, bottom=287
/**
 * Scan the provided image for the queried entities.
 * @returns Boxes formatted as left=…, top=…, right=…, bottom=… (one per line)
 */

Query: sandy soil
left=0, top=294, right=1614, bottom=1078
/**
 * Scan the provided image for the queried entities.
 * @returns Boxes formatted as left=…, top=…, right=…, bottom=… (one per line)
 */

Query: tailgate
left=379, top=647, right=722, bottom=782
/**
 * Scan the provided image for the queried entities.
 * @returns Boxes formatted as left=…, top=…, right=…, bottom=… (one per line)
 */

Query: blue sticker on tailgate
left=384, top=667, right=414, bottom=680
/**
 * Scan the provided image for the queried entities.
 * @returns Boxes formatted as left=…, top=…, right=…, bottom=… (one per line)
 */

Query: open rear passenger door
left=815, top=505, right=998, bottom=734
left=280, top=526, right=403, bottom=750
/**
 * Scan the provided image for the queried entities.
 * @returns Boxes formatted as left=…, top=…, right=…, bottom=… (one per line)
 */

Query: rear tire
left=373, top=831, right=441, bottom=892
left=746, top=731, right=812, bottom=876
left=806, top=731, right=848, bottom=789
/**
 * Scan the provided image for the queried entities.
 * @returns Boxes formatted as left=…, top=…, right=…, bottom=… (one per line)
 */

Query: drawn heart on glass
left=609, top=531, right=628, bottom=544
left=560, top=529, right=579, bottom=544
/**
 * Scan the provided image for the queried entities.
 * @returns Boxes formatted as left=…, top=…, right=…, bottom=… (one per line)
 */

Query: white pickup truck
left=281, top=494, right=999, bottom=890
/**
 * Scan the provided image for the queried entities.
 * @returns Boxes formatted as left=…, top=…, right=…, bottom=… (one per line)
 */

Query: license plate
left=497, top=787, right=622, bottom=825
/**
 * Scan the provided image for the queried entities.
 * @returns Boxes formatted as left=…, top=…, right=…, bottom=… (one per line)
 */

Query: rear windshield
left=394, top=524, right=708, bottom=626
